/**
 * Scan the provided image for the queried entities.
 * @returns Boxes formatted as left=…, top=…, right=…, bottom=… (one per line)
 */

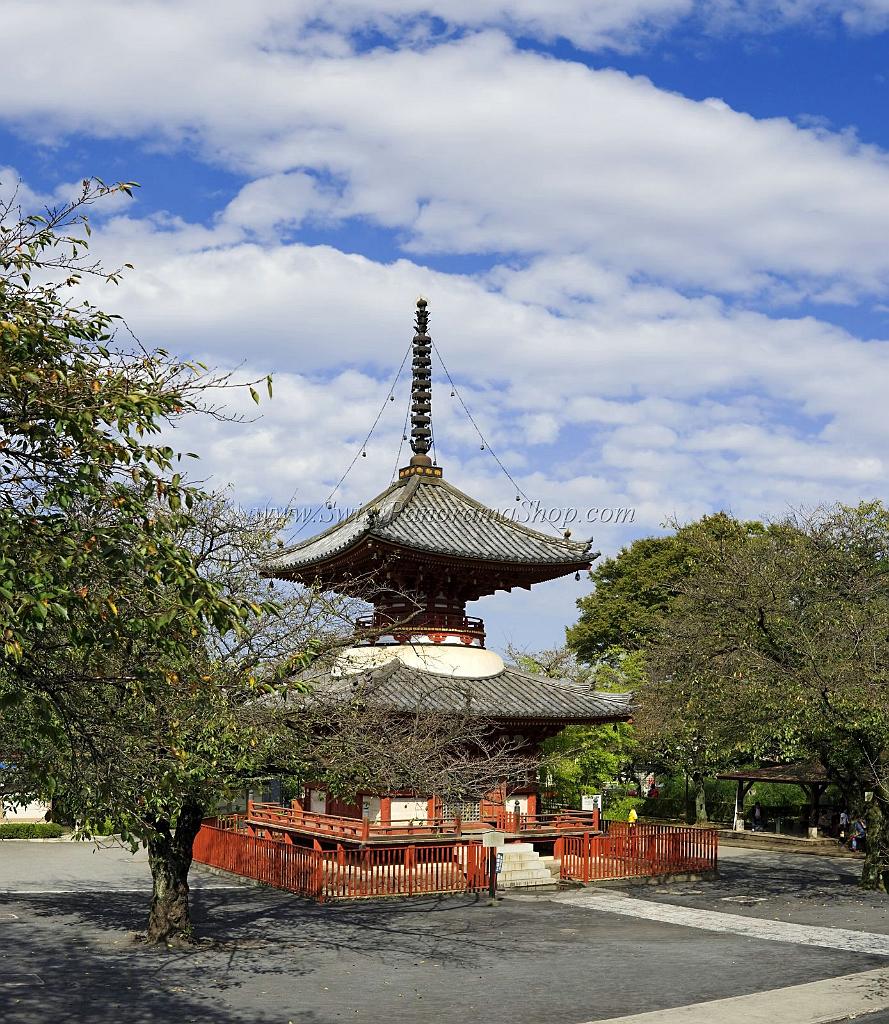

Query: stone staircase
left=496, top=842, right=557, bottom=889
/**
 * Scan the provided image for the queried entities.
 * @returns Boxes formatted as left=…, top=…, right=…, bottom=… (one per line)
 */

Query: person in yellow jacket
left=627, top=807, right=638, bottom=827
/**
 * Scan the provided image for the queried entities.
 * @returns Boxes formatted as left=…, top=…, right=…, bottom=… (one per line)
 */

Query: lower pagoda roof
left=263, top=472, right=595, bottom=586
left=301, top=657, right=633, bottom=726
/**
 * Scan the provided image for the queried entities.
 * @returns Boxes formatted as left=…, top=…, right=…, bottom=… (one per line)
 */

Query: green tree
left=0, top=182, right=279, bottom=943
left=509, top=646, right=638, bottom=808
left=0, top=179, right=269, bottom=711
left=568, top=515, right=767, bottom=823
left=567, top=536, right=688, bottom=662
left=650, top=503, right=889, bottom=889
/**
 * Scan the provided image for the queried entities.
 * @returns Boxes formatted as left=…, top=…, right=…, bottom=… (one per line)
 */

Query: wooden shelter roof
left=718, top=762, right=829, bottom=785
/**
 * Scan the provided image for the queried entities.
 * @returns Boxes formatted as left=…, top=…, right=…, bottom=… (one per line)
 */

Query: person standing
left=839, top=808, right=850, bottom=842
left=627, top=805, right=639, bottom=856
left=752, top=801, right=764, bottom=832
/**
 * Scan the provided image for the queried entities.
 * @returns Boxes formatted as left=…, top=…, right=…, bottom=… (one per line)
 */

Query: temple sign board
left=582, top=794, right=602, bottom=811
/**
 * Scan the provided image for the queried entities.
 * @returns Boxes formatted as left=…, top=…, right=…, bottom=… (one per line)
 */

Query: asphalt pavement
left=1, top=840, right=887, bottom=1024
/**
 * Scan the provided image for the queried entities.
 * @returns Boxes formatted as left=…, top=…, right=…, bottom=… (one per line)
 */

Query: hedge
left=0, top=821, right=65, bottom=839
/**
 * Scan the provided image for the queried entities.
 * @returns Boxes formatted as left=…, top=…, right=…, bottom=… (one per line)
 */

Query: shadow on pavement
left=2, top=888, right=517, bottom=1024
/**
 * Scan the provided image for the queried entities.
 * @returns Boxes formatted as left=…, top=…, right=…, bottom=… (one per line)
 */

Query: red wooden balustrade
left=246, top=801, right=601, bottom=842
left=491, top=807, right=601, bottom=834
left=193, top=820, right=490, bottom=901
left=557, top=821, right=718, bottom=883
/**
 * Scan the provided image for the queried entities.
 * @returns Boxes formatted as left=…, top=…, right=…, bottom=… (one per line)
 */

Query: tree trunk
left=145, top=799, right=204, bottom=945
left=693, top=774, right=709, bottom=825
left=861, top=790, right=889, bottom=893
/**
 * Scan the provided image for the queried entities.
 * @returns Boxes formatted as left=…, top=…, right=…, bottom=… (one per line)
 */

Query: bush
left=604, top=795, right=644, bottom=822
left=0, top=821, right=65, bottom=839
left=639, top=795, right=686, bottom=820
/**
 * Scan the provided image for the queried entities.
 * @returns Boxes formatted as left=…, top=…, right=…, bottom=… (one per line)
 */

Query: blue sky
left=4, top=1, right=889, bottom=650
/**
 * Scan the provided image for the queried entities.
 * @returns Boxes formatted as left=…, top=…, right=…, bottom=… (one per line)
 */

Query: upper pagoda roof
left=263, top=471, right=595, bottom=579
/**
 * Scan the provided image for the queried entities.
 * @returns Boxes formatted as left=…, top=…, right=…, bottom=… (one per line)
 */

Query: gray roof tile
left=308, top=659, right=632, bottom=723
left=265, top=475, right=594, bottom=573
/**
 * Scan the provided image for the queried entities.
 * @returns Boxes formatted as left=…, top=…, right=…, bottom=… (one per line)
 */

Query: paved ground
left=611, top=845, right=889, bottom=934
left=1, top=841, right=888, bottom=1024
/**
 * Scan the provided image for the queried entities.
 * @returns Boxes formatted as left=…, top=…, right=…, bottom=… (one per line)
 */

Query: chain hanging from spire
left=410, top=298, right=433, bottom=455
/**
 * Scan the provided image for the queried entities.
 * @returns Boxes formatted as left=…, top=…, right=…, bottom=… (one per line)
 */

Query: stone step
left=498, top=866, right=552, bottom=879
left=496, top=844, right=556, bottom=889
left=539, top=855, right=561, bottom=878
left=498, top=875, right=554, bottom=889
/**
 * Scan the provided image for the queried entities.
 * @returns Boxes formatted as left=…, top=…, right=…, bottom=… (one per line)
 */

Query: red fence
left=193, top=821, right=490, bottom=901
left=558, top=822, right=718, bottom=883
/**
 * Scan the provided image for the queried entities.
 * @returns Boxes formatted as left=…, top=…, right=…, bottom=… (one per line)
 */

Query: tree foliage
left=0, top=180, right=270, bottom=716
left=0, top=182, right=287, bottom=944
left=568, top=515, right=767, bottom=823
left=508, top=645, right=637, bottom=807
left=649, top=503, right=889, bottom=889
left=567, top=535, right=689, bottom=662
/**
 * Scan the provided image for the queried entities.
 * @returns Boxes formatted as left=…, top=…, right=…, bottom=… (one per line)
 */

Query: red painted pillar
left=583, top=832, right=591, bottom=883
left=381, top=796, right=392, bottom=826
left=406, top=844, right=415, bottom=897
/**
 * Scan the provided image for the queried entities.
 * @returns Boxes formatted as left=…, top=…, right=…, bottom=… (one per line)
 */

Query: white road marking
left=582, top=966, right=889, bottom=1024
left=552, top=889, right=889, bottom=956
left=1, top=975, right=44, bottom=989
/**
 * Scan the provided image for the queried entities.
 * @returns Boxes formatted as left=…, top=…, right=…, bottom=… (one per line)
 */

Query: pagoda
left=262, top=299, right=631, bottom=829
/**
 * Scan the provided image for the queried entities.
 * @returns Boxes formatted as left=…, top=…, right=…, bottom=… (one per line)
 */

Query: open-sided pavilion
left=718, top=762, right=831, bottom=836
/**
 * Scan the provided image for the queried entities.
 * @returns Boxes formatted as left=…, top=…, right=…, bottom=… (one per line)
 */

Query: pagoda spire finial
left=410, top=297, right=433, bottom=458
left=398, top=297, right=443, bottom=480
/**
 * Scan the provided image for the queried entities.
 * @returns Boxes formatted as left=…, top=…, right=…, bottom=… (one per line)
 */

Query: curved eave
left=261, top=473, right=596, bottom=581
left=263, top=535, right=596, bottom=585
left=296, top=660, right=634, bottom=726
left=489, top=713, right=631, bottom=726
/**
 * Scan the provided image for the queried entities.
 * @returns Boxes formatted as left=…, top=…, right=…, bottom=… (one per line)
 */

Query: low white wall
left=391, top=798, right=428, bottom=823
left=2, top=799, right=51, bottom=823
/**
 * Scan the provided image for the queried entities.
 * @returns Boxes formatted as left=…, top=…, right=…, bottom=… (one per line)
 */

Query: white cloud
left=0, top=167, right=132, bottom=218
left=221, top=172, right=341, bottom=236
left=5, top=0, right=889, bottom=644
left=701, top=1, right=889, bottom=34
left=66, top=210, right=889, bottom=539
left=53, top=210, right=884, bottom=645
left=4, top=20, right=889, bottom=298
